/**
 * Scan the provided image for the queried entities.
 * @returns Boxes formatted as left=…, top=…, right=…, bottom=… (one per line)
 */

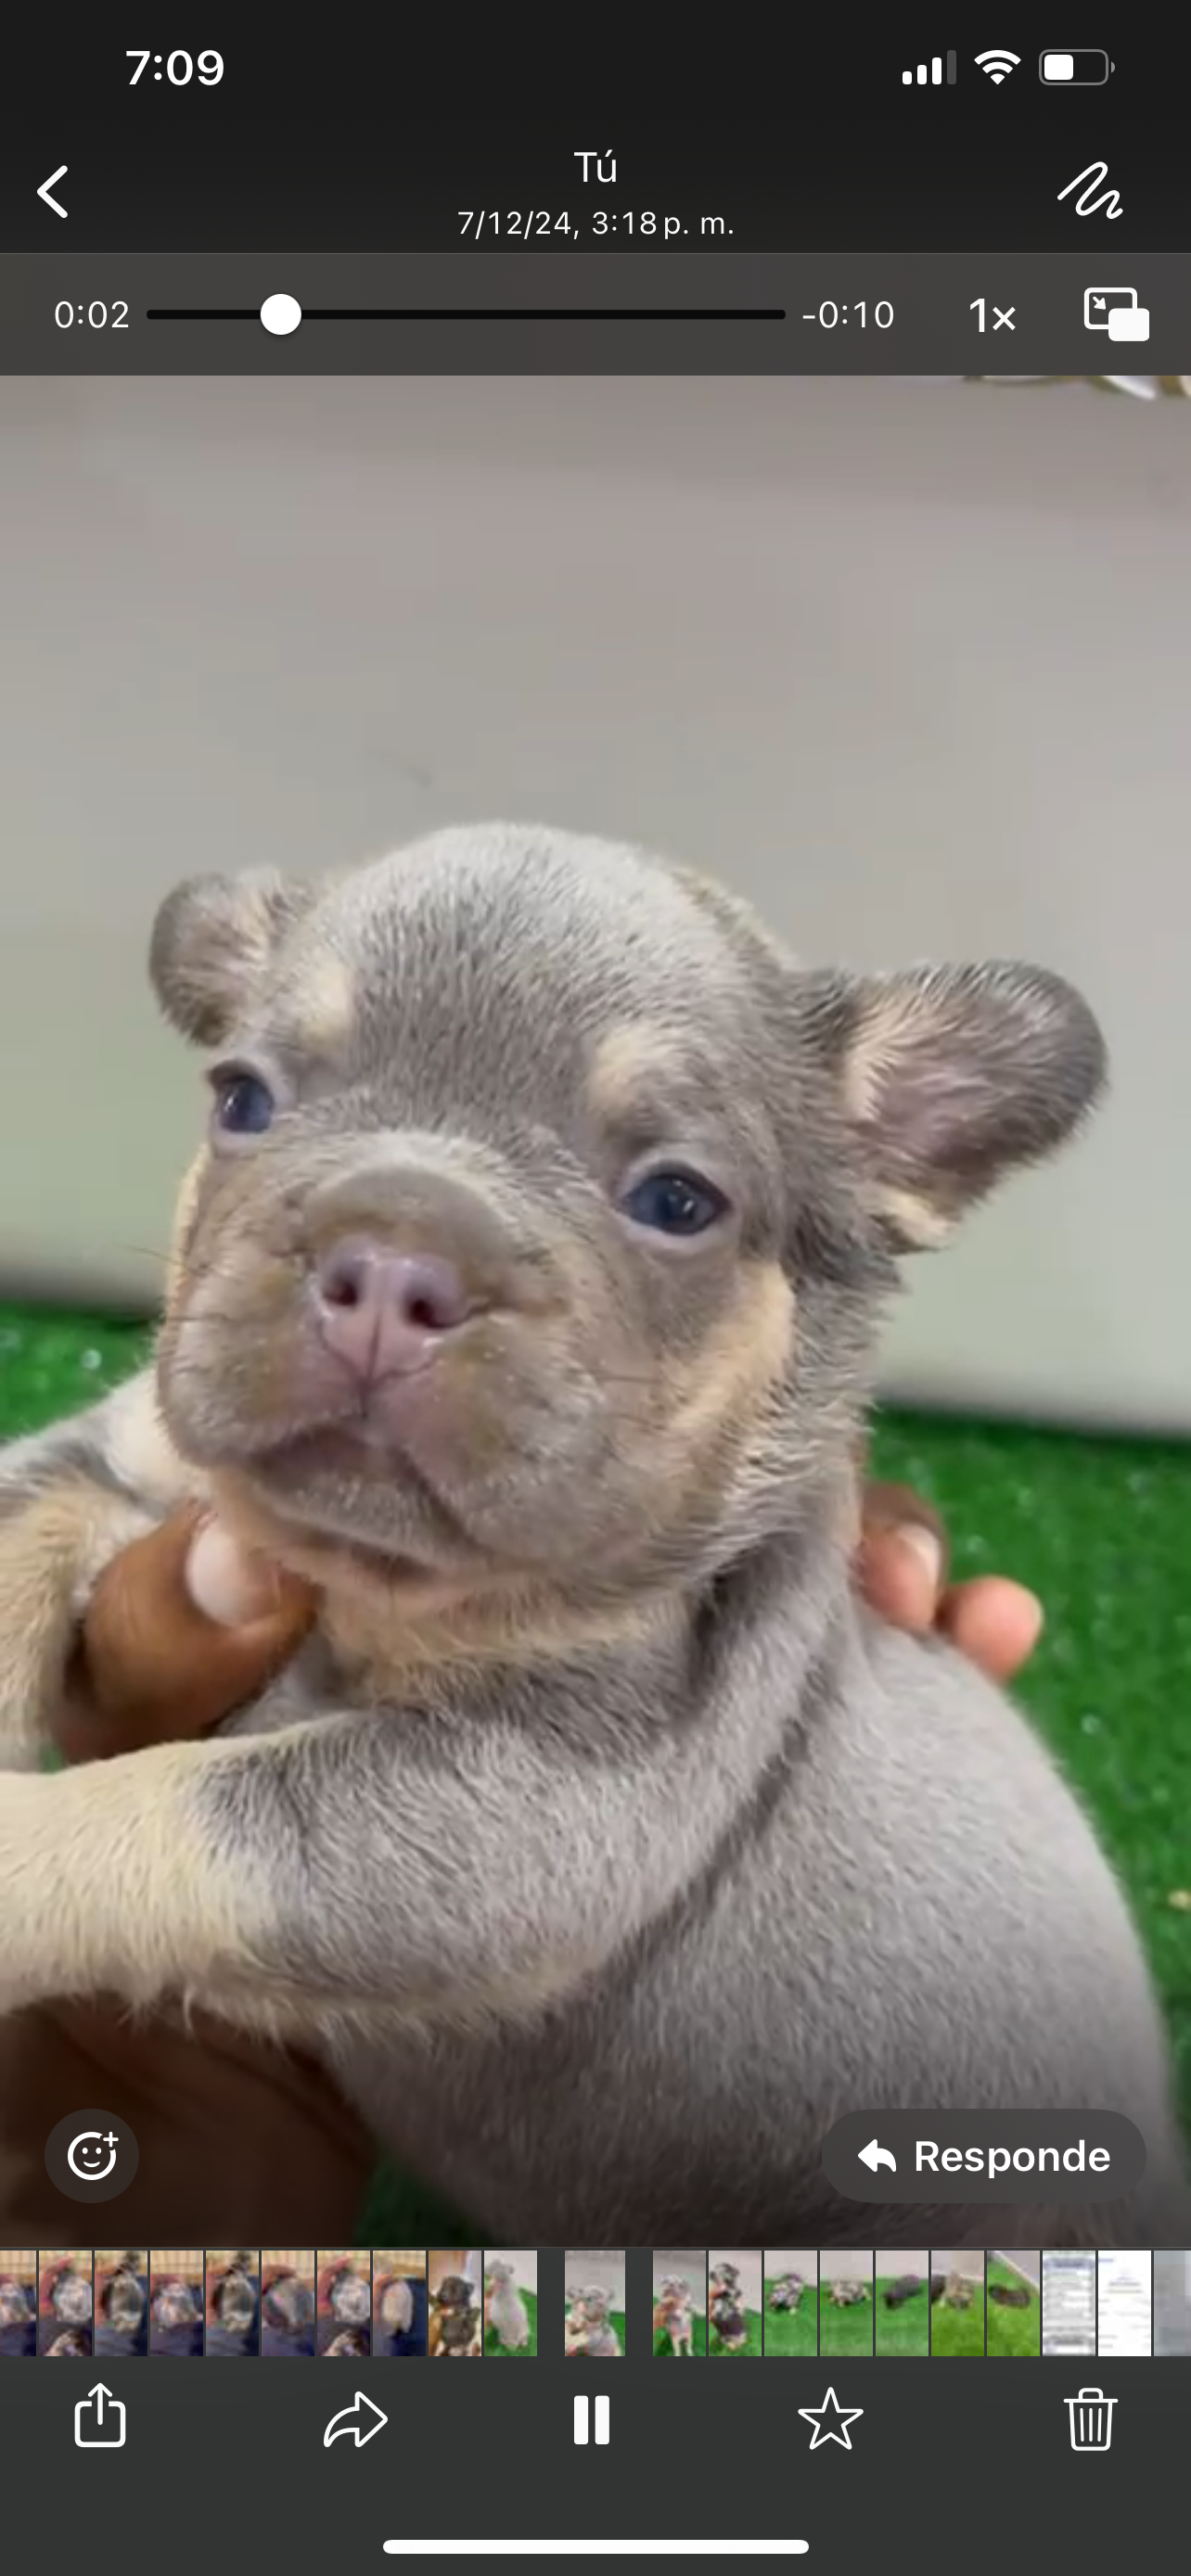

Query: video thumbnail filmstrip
left=2, top=2246, right=1189, bottom=2357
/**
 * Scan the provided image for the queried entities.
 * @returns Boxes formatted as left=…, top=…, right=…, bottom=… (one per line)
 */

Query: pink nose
left=314, top=1237, right=473, bottom=1382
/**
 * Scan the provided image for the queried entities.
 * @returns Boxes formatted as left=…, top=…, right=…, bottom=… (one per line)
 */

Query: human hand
left=857, top=1479, right=1043, bottom=1683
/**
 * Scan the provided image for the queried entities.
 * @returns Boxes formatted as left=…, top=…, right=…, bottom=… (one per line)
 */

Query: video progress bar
left=144, top=306, right=787, bottom=323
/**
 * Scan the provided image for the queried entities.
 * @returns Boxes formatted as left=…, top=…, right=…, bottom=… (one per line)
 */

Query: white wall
left=1, top=375, right=1185, bottom=1430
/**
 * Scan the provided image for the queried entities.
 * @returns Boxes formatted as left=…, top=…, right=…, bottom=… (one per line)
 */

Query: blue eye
left=620, top=1169, right=729, bottom=1236
left=211, top=1069, right=276, bottom=1136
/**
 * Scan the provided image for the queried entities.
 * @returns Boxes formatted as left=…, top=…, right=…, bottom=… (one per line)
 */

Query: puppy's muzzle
left=314, top=1238, right=478, bottom=1385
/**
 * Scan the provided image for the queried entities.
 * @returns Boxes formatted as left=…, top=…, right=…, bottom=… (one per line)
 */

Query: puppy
left=263, top=2271, right=316, bottom=2340
left=378, top=2276, right=416, bottom=2339
left=653, top=2275, right=695, bottom=2354
left=152, top=2278, right=202, bottom=2333
left=710, top=2265, right=749, bottom=2351
left=0, top=2277, right=34, bottom=2328
left=100, top=2256, right=147, bottom=2339
left=569, top=2286, right=621, bottom=2358
left=883, top=2275, right=924, bottom=2310
left=211, top=2255, right=258, bottom=2339
left=989, top=2282, right=1031, bottom=2309
left=0, top=822, right=1187, bottom=2251
left=768, top=2273, right=805, bottom=2312
left=326, top=2265, right=371, bottom=2326
left=432, top=2275, right=480, bottom=2356
left=485, top=2258, right=530, bottom=2352
left=826, top=2278, right=869, bottom=2308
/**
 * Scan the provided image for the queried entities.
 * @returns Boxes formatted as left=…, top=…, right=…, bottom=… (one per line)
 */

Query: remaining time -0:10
left=801, top=302, right=894, bottom=327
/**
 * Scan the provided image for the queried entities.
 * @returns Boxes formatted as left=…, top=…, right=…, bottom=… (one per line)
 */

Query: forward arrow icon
left=324, top=2391, right=388, bottom=2449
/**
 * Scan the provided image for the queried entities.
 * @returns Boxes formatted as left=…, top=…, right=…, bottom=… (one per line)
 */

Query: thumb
left=56, top=1506, right=316, bottom=1763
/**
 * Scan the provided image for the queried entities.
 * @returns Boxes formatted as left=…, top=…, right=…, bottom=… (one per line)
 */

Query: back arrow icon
left=857, top=2137, right=897, bottom=2174
left=323, top=2391, right=388, bottom=2449
left=38, top=166, right=68, bottom=218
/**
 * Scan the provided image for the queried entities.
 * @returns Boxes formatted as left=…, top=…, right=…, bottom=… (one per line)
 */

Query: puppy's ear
left=803, top=961, right=1107, bottom=1253
left=149, top=870, right=316, bottom=1045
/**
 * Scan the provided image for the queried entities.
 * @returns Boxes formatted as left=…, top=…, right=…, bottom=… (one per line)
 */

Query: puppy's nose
left=314, top=1236, right=474, bottom=1381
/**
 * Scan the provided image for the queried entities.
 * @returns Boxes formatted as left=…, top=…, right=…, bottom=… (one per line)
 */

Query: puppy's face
left=152, top=823, right=1105, bottom=1629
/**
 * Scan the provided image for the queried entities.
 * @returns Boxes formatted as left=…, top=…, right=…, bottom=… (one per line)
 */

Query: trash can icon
left=1067, top=2387, right=1117, bottom=2451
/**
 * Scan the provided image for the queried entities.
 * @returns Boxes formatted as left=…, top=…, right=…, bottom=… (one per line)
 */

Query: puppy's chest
left=215, top=1613, right=478, bottom=1738
left=217, top=1626, right=383, bottom=1738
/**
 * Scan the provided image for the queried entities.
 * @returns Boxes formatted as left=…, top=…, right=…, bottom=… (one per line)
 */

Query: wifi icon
left=975, top=48, right=1021, bottom=82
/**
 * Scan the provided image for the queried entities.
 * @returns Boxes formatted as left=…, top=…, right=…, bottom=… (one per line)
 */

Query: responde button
left=821, top=2109, right=1145, bottom=2203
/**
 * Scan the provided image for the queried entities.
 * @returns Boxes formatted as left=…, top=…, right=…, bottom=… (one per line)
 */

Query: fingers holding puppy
left=55, top=1506, right=317, bottom=1764
left=858, top=1478, right=1043, bottom=1684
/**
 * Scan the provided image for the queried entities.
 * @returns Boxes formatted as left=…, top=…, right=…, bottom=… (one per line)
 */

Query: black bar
left=3, top=24, right=1190, bottom=250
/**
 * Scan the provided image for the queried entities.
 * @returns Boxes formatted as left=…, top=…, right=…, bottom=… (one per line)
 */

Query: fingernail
left=186, top=1520, right=280, bottom=1628
left=896, top=1523, right=943, bottom=1590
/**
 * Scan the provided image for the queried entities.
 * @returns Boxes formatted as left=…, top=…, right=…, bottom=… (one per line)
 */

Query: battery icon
left=1040, top=49, right=1114, bottom=82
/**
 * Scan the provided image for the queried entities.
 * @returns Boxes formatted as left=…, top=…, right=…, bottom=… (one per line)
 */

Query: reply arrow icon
left=857, top=2137, right=898, bottom=2174
left=323, top=2390, right=388, bottom=2449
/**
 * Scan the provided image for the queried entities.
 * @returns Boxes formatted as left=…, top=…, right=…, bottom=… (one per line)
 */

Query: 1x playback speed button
left=45, top=2107, right=139, bottom=2203
left=823, top=2110, right=1145, bottom=2202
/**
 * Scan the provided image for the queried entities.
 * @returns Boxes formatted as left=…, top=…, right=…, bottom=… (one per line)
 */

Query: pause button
left=573, top=2395, right=610, bottom=2444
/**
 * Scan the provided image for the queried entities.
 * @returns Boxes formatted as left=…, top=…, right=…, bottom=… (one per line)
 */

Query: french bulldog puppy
left=0, top=822, right=1185, bottom=2251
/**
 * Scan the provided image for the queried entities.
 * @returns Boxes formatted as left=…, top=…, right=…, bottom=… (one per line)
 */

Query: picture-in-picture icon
left=1083, top=287, right=1150, bottom=342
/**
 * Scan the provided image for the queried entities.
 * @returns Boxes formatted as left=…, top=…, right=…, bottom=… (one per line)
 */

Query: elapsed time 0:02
left=801, top=302, right=894, bottom=327
left=55, top=303, right=130, bottom=328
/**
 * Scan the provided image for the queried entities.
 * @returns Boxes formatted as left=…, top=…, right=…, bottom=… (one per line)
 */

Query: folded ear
left=804, top=961, right=1108, bottom=1252
left=148, top=869, right=316, bottom=1045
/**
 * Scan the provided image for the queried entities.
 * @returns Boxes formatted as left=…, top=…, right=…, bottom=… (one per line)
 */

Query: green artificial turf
left=874, top=2276, right=930, bottom=2356
left=868, top=1406, right=1191, bottom=2145
left=484, top=2287, right=537, bottom=2356
left=653, top=2312, right=707, bottom=2356
left=818, top=2290, right=874, bottom=2357
left=2, top=1302, right=1188, bottom=2247
left=929, top=2285, right=986, bottom=2357
left=984, top=2262, right=1041, bottom=2358
left=762, top=2283, right=817, bottom=2356
left=709, top=2308, right=762, bottom=2356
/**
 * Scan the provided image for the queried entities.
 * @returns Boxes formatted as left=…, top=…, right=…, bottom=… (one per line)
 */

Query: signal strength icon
left=902, top=51, right=957, bottom=83
left=975, top=48, right=1020, bottom=82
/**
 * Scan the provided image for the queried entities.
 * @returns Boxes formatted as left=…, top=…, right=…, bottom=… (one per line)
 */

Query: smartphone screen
left=1043, top=2253, right=1097, bottom=2357
left=1096, top=2251, right=1152, bottom=2356
left=0, top=23, right=1189, bottom=2564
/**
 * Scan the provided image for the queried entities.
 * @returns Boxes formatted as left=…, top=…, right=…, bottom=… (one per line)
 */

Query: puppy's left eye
left=209, top=1066, right=276, bottom=1136
left=620, top=1168, right=729, bottom=1236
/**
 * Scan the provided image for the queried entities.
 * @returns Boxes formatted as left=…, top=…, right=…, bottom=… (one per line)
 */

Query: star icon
left=798, top=2385, right=864, bottom=2451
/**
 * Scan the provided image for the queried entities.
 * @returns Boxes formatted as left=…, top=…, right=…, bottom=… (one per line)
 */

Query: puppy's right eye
left=208, top=1065, right=276, bottom=1137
